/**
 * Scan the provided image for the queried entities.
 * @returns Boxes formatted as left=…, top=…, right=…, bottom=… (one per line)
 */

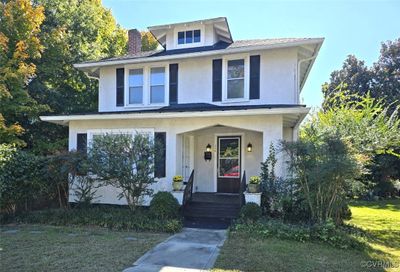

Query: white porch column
left=261, top=115, right=284, bottom=177
left=164, top=130, right=177, bottom=192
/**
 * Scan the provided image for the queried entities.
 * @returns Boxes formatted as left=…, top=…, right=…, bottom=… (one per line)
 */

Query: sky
left=102, top=0, right=400, bottom=108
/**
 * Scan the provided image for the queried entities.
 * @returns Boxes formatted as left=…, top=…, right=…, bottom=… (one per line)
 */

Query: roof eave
left=299, top=38, right=324, bottom=91
left=74, top=38, right=324, bottom=70
left=40, top=107, right=311, bottom=126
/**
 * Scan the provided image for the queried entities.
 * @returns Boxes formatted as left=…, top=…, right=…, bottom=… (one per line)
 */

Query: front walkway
left=123, top=228, right=227, bottom=272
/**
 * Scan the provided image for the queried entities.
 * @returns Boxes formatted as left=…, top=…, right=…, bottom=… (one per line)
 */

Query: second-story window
left=129, top=69, right=143, bottom=104
left=178, top=30, right=201, bottom=45
left=150, top=67, right=165, bottom=104
left=227, top=59, right=245, bottom=99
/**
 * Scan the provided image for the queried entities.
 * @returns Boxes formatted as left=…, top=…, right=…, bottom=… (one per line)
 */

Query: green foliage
left=368, top=152, right=400, bottom=198
left=231, top=219, right=366, bottom=250
left=0, top=145, right=46, bottom=213
left=260, top=143, right=297, bottom=217
left=322, top=38, right=400, bottom=112
left=310, top=91, right=400, bottom=197
left=149, top=192, right=180, bottom=220
left=240, top=203, right=262, bottom=222
left=1, top=0, right=128, bottom=152
left=88, top=133, right=156, bottom=211
left=321, top=39, right=400, bottom=198
left=282, top=132, right=358, bottom=225
left=3, top=206, right=182, bottom=233
left=141, top=31, right=159, bottom=51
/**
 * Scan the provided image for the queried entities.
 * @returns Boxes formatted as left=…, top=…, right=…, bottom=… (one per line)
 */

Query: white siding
left=68, top=114, right=285, bottom=205
left=97, top=47, right=299, bottom=112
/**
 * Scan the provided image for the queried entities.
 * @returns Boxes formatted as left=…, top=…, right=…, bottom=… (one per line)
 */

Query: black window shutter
left=250, top=55, right=260, bottom=99
left=116, top=68, right=124, bottom=106
left=77, top=133, right=87, bottom=152
left=212, top=59, right=222, bottom=101
left=154, top=132, right=166, bottom=178
left=169, top=64, right=178, bottom=104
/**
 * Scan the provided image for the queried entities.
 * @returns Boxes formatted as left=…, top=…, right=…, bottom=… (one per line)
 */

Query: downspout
left=297, top=55, right=317, bottom=103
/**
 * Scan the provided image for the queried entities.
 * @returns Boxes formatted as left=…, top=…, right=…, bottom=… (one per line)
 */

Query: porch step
left=183, top=201, right=241, bottom=219
left=183, top=217, right=232, bottom=229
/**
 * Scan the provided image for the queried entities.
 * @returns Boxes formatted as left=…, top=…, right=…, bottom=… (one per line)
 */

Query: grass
left=347, top=199, right=400, bottom=264
left=0, top=224, right=169, bottom=272
left=214, top=199, right=400, bottom=272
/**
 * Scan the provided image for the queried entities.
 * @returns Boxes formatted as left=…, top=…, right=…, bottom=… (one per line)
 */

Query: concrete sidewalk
left=123, top=228, right=227, bottom=272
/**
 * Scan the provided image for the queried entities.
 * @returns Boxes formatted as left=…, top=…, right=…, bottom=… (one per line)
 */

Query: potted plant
left=248, top=176, right=261, bottom=193
left=172, top=175, right=183, bottom=191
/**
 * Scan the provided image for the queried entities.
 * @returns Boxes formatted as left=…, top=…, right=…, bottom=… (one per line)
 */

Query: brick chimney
left=128, top=29, right=141, bottom=55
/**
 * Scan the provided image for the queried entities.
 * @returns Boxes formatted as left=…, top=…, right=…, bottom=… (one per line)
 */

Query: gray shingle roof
left=78, top=38, right=319, bottom=65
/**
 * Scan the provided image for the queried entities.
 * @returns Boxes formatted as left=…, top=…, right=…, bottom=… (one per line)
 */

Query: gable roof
left=148, top=17, right=233, bottom=47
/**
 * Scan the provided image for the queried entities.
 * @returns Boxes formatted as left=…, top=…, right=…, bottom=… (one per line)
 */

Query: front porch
left=176, top=124, right=265, bottom=195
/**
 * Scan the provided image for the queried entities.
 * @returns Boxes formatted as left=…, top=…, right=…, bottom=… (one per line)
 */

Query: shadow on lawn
left=350, top=199, right=400, bottom=212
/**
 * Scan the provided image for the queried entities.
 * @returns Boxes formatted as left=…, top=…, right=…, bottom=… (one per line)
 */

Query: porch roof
left=40, top=103, right=309, bottom=127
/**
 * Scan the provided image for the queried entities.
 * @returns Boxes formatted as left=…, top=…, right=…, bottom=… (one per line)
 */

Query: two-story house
left=41, top=17, right=323, bottom=211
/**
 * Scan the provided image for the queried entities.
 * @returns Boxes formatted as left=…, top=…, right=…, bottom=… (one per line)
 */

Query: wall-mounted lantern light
left=247, top=143, right=253, bottom=152
left=204, top=143, right=212, bottom=161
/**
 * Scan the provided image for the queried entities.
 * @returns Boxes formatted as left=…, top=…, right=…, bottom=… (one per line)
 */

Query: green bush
left=0, top=145, right=47, bottom=214
left=2, top=206, right=182, bottom=233
left=240, top=203, right=262, bottom=222
left=150, top=192, right=180, bottom=219
left=231, top=219, right=366, bottom=250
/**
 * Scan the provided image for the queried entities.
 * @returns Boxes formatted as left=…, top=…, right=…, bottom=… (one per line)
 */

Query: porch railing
left=183, top=170, right=194, bottom=207
left=239, top=171, right=246, bottom=207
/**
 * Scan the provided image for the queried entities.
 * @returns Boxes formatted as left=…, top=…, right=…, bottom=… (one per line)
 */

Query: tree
left=372, top=38, right=400, bottom=110
left=282, top=132, right=358, bottom=225
left=0, top=0, right=46, bottom=146
left=88, top=133, right=156, bottom=211
left=322, top=55, right=372, bottom=109
left=141, top=31, right=159, bottom=51
left=322, top=38, right=400, bottom=111
left=24, top=0, right=127, bottom=154
left=308, top=91, right=400, bottom=196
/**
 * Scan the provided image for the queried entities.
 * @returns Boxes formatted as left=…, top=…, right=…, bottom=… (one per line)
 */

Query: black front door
left=217, top=136, right=241, bottom=193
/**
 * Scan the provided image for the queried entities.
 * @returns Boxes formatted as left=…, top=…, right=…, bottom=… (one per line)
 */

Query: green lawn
left=214, top=199, right=400, bottom=272
left=347, top=199, right=400, bottom=264
left=0, top=225, right=169, bottom=272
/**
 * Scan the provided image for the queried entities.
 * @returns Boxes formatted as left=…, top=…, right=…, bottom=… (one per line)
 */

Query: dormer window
left=178, top=30, right=201, bottom=45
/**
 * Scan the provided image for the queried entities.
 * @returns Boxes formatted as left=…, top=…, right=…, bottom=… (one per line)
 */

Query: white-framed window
left=178, top=29, right=201, bottom=45
left=124, top=64, right=168, bottom=107
left=222, top=55, right=250, bottom=102
left=150, top=67, right=165, bottom=104
left=87, top=128, right=155, bottom=148
left=129, top=69, right=143, bottom=104
left=227, top=59, right=245, bottom=99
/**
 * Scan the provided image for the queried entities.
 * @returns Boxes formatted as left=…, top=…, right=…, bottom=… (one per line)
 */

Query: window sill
left=124, top=104, right=168, bottom=110
left=221, top=99, right=250, bottom=104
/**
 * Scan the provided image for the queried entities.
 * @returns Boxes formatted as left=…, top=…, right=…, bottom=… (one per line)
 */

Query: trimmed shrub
left=240, top=203, right=262, bottom=222
left=150, top=192, right=180, bottom=219
left=231, top=219, right=367, bottom=250
left=2, top=206, right=182, bottom=233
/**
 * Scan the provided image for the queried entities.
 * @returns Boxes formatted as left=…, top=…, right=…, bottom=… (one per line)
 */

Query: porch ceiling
left=178, top=124, right=262, bottom=136
left=283, top=113, right=307, bottom=128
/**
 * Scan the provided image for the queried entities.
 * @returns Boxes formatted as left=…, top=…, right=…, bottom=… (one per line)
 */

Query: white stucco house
left=41, top=17, right=323, bottom=213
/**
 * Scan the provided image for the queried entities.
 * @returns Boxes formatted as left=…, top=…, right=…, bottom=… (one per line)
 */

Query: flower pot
left=248, top=183, right=260, bottom=193
left=173, top=181, right=183, bottom=191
